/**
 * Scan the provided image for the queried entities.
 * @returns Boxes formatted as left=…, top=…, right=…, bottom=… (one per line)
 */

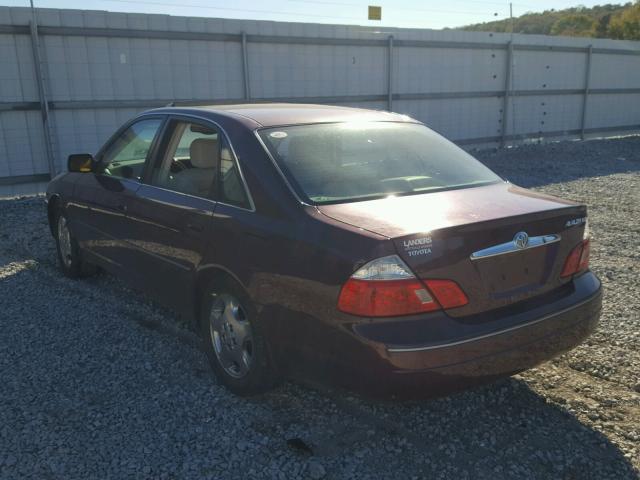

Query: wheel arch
left=193, top=265, right=249, bottom=328
left=47, top=194, right=62, bottom=237
left=194, top=264, right=281, bottom=384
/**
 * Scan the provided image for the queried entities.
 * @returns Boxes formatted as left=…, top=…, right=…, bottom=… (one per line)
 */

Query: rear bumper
left=348, top=272, right=602, bottom=397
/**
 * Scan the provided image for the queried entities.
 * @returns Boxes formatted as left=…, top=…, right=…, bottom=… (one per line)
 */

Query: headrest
left=190, top=138, right=219, bottom=169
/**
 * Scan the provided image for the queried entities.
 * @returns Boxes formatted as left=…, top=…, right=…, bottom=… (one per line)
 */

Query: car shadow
left=475, top=136, right=640, bottom=188
left=0, top=249, right=637, bottom=479
left=285, top=376, right=638, bottom=479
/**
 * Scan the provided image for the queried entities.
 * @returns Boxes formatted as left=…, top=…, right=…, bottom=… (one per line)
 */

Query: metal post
left=387, top=35, right=394, bottom=112
left=29, top=19, right=56, bottom=178
left=580, top=45, right=593, bottom=140
left=509, top=3, right=514, bottom=35
left=500, top=41, right=513, bottom=148
left=241, top=32, right=251, bottom=101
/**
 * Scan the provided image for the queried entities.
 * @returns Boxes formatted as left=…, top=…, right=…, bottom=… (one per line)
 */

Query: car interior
left=152, top=122, right=249, bottom=207
left=100, top=119, right=249, bottom=207
left=280, top=129, right=447, bottom=202
left=171, top=137, right=220, bottom=198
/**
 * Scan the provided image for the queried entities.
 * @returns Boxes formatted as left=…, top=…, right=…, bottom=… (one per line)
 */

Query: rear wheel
left=53, top=206, right=97, bottom=278
left=200, top=280, right=278, bottom=395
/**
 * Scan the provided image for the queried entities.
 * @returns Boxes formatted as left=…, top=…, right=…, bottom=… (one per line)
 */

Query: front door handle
left=116, top=204, right=127, bottom=213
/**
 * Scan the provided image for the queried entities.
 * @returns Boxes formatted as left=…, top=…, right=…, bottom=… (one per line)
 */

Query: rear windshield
left=258, top=122, right=501, bottom=205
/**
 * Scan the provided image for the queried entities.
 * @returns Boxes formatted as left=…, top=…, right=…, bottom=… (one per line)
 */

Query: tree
left=594, top=14, right=612, bottom=38
left=550, top=13, right=597, bottom=36
left=460, top=2, right=639, bottom=40
left=608, top=1, right=640, bottom=39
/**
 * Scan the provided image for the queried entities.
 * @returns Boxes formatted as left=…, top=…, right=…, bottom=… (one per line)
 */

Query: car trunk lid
left=318, top=182, right=587, bottom=316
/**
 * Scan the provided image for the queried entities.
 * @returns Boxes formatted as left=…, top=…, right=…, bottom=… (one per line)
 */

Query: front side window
left=100, top=118, right=163, bottom=180
left=258, top=122, right=501, bottom=205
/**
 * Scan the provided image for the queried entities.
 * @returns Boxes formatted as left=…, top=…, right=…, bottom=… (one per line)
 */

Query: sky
left=0, top=0, right=614, bottom=30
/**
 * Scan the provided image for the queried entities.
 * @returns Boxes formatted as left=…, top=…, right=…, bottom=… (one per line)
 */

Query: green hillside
left=460, top=2, right=640, bottom=40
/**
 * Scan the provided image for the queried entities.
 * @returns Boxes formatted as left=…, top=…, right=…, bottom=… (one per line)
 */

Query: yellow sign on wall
left=368, top=5, right=382, bottom=21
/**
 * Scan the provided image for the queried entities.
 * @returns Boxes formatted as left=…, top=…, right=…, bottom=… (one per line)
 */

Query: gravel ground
left=0, top=136, right=639, bottom=479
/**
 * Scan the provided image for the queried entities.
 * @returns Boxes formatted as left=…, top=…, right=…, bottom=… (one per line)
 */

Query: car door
left=124, top=117, right=222, bottom=313
left=75, top=116, right=165, bottom=275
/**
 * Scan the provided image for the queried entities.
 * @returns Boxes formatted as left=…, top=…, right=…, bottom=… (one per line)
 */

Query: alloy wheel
left=209, top=294, right=253, bottom=379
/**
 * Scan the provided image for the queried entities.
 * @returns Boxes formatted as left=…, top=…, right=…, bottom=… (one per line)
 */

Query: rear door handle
left=116, top=204, right=127, bottom=213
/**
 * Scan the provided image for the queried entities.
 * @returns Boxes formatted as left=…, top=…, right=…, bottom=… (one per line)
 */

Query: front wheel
left=200, top=280, right=278, bottom=395
left=53, top=207, right=97, bottom=278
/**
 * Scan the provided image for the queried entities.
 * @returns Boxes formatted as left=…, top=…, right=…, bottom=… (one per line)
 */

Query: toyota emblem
left=513, top=231, right=529, bottom=249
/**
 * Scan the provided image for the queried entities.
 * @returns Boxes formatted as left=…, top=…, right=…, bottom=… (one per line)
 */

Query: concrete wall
left=1, top=6, right=639, bottom=195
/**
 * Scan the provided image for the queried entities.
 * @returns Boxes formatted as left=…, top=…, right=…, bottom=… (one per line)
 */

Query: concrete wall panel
left=396, top=47, right=507, bottom=94
left=0, top=111, right=47, bottom=176
left=586, top=93, right=640, bottom=129
left=0, top=6, right=638, bottom=186
left=590, top=54, right=640, bottom=90
left=512, top=50, right=587, bottom=91
left=395, top=97, right=503, bottom=140
left=510, top=94, right=583, bottom=135
left=247, top=43, right=387, bottom=98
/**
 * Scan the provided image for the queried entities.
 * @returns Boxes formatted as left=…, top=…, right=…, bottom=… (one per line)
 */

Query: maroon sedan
left=46, top=104, right=601, bottom=398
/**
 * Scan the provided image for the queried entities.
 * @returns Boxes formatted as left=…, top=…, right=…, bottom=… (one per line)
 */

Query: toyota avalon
left=46, top=104, right=602, bottom=398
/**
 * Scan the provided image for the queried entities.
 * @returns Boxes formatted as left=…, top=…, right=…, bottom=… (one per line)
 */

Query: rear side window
left=258, top=122, right=501, bottom=205
left=150, top=120, right=252, bottom=209
left=151, top=122, right=219, bottom=199
left=100, top=118, right=163, bottom=180
left=219, top=145, right=251, bottom=209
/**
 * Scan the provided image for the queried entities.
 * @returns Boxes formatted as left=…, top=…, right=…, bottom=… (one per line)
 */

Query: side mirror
left=68, top=153, right=94, bottom=173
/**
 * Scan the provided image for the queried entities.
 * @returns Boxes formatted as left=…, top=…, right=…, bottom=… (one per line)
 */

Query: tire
left=53, top=205, right=97, bottom=278
left=200, top=279, right=278, bottom=395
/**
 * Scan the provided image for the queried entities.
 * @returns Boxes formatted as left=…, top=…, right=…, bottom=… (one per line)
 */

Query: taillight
left=337, top=255, right=468, bottom=317
left=561, top=239, right=590, bottom=278
left=578, top=238, right=590, bottom=272
left=423, top=279, right=469, bottom=309
left=338, top=278, right=440, bottom=317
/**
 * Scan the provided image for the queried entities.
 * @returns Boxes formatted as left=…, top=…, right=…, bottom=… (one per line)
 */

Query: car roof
left=147, top=103, right=418, bottom=128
